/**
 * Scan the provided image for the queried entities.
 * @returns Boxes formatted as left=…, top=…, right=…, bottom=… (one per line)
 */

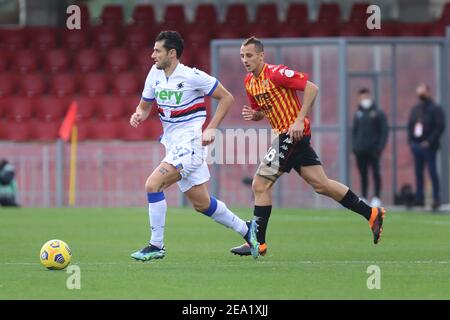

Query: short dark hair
left=242, top=36, right=264, bottom=52
left=155, top=31, right=184, bottom=59
left=358, top=88, right=370, bottom=95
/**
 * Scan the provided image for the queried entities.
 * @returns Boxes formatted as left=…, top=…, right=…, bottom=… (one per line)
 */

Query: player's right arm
left=130, top=99, right=152, bottom=128
left=131, top=66, right=156, bottom=128
left=242, top=77, right=265, bottom=121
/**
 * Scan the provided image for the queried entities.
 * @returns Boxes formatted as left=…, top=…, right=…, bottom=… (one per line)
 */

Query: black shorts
left=261, top=134, right=322, bottom=174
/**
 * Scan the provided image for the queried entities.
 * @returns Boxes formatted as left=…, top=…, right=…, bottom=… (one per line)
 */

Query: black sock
left=254, top=205, right=272, bottom=244
left=339, top=189, right=372, bottom=220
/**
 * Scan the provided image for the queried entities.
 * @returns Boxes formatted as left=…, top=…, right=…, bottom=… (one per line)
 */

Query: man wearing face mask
left=352, top=88, right=388, bottom=208
left=407, top=83, right=445, bottom=211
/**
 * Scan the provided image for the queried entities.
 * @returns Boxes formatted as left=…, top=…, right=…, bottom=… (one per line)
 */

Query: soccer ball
left=39, top=239, right=72, bottom=270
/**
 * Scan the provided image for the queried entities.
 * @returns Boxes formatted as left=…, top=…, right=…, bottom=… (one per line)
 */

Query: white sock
left=210, top=198, right=248, bottom=237
left=147, top=192, right=167, bottom=248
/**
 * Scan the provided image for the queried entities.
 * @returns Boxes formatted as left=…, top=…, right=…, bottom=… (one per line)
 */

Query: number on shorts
left=264, top=147, right=277, bottom=162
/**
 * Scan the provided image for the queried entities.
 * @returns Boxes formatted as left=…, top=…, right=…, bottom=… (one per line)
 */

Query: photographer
left=0, top=159, right=19, bottom=207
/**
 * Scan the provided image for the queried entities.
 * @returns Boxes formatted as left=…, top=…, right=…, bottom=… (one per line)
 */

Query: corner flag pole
left=68, top=125, right=78, bottom=206
left=59, top=101, right=78, bottom=207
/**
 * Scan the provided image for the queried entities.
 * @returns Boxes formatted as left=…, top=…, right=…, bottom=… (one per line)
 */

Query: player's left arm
left=202, top=82, right=234, bottom=146
left=287, top=80, right=318, bottom=141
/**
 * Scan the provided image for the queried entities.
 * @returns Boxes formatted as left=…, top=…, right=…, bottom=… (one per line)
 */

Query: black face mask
left=418, top=95, right=429, bottom=102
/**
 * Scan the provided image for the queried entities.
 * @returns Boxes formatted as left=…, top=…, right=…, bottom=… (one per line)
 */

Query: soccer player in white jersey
left=129, top=31, right=259, bottom=260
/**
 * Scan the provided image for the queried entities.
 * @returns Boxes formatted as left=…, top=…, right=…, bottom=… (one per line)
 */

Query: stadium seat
left=31, top=120, right=60, bottom=141
left=112, top=73, right=139, bottom=96
left=193, top=50, right=211, bottom=73
left=0, top=97, right=6, bottom=119
left=162, top=4, right=186, bottom=28
left=183, top=28, right=210, bottom=50
left=75, top=96, right=96, bottom=121
left=121, top=95, right=146, bottom=116
left=339, top=22, right=367, bottom=36
left=92, top=26, right=121, bottom=49
left=429, top=22, right=446, bottom=36
left=349, top=2, right=371, bottom=24
left=307, top=22, right=339, bottom=37
left=225, top=3, right=248, bottom=26
left=49, top=73, right=78, bottom=97
left=34, top=96, right=69, bottom=122
left=94, top=96, right=125, bottom=120
left=193, top=4, right=218, bottom=26
left=28, top=27, right=58, bottom=50
left=61, top=29, right=90, bottom=50
left=397, top=23, right=431, bottom=36
left=0, top=73, right=17, bottom=97
left=255, top=3, right=278, bottom=25
left=89, top=120, right=120, bottom=139
left=7, top=97, right=34, bottom=121
left=0, top=28, right=27, bottom=51
left=78, top=3, right=91, bottom=27
left=215, top=25, right=244, bottom=39
left=132, top=5, right=156, bottom=26
left=12, top=49, right=40, bottom=73
left=19, top=74, right=46, bottom=97
left=74, top=48, right=102, bottom=73
left=105, top=48, right=132, bottom=73
left=285, top=3, right=309, bottom=25
left=75, top=119, right=91, bottom=141
left=367, top=22, right=398, bottom=37
left=247, top=24, right=276, bottom=38
left=123, top=25, right=152, bottom=50
left=317, top=3, right=341, bottom=24
left=118, top=118, right=161, bottom=141
left=0, top=51, right=9, bottom=72
left=100, top=5, right=124, bottom=26
left=43, top=49, right=71, bottom=73
left=4, top=121, right=31, bottom=141
left=276, top=23, right=306, bottom=37
left=79, top=73, right=110, bottom=96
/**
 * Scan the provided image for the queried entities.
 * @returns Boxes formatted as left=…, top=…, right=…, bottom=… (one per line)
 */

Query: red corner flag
left=59, top=101, right=78, bottom=141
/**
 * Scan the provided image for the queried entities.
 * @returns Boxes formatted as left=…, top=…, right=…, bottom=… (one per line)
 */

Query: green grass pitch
left=1, top=207, right=450, bottom=299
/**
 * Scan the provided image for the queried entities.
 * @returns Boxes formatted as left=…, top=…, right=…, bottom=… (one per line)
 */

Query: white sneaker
left=370, top=197, right=382, bottom=207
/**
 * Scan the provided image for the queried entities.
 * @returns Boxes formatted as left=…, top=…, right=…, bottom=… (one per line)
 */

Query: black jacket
left=352, top=104, right=389, bottom=155
left=407, top=98, right=445, bottom=150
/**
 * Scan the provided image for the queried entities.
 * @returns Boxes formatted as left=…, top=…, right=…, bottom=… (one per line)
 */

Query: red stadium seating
left=339, top=22, right=367, bottom=36
left=194, top=4, right=218, bottom=26
left=317, top=3, right=341, bottom=24
left=78, top=3, right=91, bottom=28
left=75, top=119, right=91, bottom=141
left=12, top=49, right=40, bottom=73
left=112, top=73, right=139, bottom=96
left=89, top=120, right=120, bottom=139
left=134, top=49, right=153, bottom=73
left=349, top=2, right=371, bottom=24
left=367, top=22, right=398, bottom=37
left=100, top=5, right=124, bottom=26
left=307, top=22, right=339, bottom=37
left=285, top=3, right=309, bottom=25
left=132, top=5, right=156, bottom=26
left=118, top=118, right=161, bottom=141
left=0, top=73, right=17, bottom=97
left=31, top=120, right=60, bottom=141
left=255, top=3, right=278, bottom=25
left=215, top=25, right=245, bottom=39
left=94, top=96, right=125, bottom=120
left=79, top=73, right=110, bottom=96
left=42, top=49, right=71, bottom=73
left=105, top=48, right=131, bottom=73
left=0, top=28, right=27, bottom=51
left=75, top=97, right=96, bottom=121
left=276, top=23, right=306, bottom=37
left=225, top=3, right=248, bottom=26
left=61, top=29, right=90, bottom=49
left=92, top=25, right=121, bottom=49
left=34, top=96, right=69, bottom=122
left=3, top=121, right=31, bottom=141
left=74, top=48, right=102, bottom=73
left=163, top=4, right=186, bottom=27
left=49, top=73, right=78, bottom=97
left=121, top=95, right=144, bottom=116
left=247, top=24, right=276, bottom=38
left=29, top=27, right=58, bottom=50
left=397, top=23, right=431, bottom=36
left=123, top=25, right=152, bottom=50
left=0, top=97, right=7, bottom=118
left=0, top=51, right=9, bottom=72
left=19, top=74, right=46, bottom=97
left=7, top=97, right=34, bottom=122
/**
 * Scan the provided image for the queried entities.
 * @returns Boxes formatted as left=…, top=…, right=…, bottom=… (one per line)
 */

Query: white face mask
left=360, top=99, right=372, bottom=109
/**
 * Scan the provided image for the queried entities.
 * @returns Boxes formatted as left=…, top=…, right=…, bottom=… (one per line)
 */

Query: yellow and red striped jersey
left=244, top=63, right=311, bottom=135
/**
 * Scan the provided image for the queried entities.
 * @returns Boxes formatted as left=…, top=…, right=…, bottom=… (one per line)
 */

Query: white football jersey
left=142, top=63, right=218, bottom=147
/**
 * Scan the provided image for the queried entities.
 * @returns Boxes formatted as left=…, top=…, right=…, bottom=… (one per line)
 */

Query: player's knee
left=192, top=201, right=209, bottom=213
left=145, top=179, right=161, bottom=193
left=252, top=179, right=270, bottom=195
left=309, top=179, right=330, bottom=195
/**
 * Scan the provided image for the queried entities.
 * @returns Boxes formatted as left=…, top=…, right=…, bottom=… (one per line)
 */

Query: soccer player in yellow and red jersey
left=230, top=37, right=386, bottom=256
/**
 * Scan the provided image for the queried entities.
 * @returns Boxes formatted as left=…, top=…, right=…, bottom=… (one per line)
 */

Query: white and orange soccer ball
left=39, top=239, right=72, bottom=270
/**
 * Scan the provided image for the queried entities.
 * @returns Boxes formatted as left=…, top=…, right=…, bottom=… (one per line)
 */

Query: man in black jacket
left=407, top=83, right=445, bottom=210
left=352, top=88, right=389, bottom=207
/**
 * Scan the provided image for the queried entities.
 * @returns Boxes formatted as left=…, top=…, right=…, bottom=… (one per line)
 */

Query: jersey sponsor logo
left=155, top=89, right=184, bottom=104
left=284, top=69, right=294, bottom=77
